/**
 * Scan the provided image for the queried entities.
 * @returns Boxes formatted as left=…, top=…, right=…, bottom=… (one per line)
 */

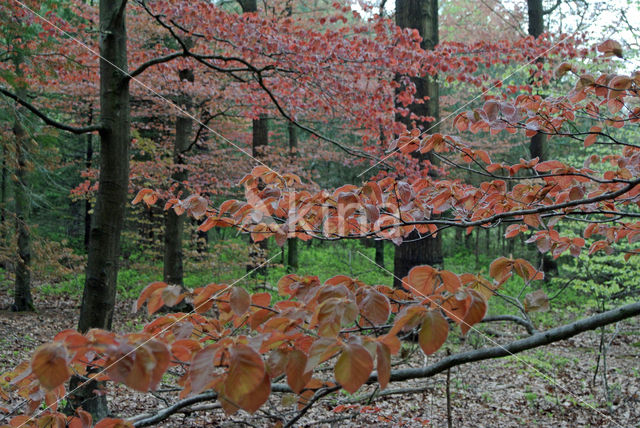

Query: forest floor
left=1, top=291, right=639, bottom=428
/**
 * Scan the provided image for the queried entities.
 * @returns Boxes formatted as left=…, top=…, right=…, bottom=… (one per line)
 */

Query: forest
left=0, top=0, right=639, bottom=426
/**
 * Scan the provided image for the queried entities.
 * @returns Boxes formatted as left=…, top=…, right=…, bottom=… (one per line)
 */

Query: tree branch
left=543, top=0, right=562, bottom=15
left=128, top=301, right=638, bottom=426
left=128, top=51, right=186, bottom=80
left=0, top=87, right=103, bottom=134
left=371, top=300, right=640, bottom=383
left=481, top=314, right=537, bottom=335
left=130, top=384, right=292, bottom=427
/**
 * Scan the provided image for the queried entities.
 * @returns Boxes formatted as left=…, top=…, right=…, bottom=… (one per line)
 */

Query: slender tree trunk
left=12, top=90, right=33, bottom=312
left=241, top=0, right=269, bottom=274
left=78, top=0, right=130, bottom=332
left=11, top=54, right=33, bottom=312
left=527, top=0, right=547, bottom=161
left=1, top=144, right=6, bottom=230
left=73, top=0, right=130, bottom=420
left=164, top=69, right=193, bottom=286
left=374, top=240, right=384, bottom=266
left=287, top=121, right=298, bottom=271
left=84, top=110, right=93, bottom=251
left=393, top=0, right=443, bottom=287
left=247, top=117, right=269, bottom=274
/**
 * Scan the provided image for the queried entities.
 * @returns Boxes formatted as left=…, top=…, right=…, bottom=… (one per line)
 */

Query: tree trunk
left=84, top=110, right=93, bottom=251
left=241, top=0, right=269, bottom=275
left=74, top=0, right=130, bottom=419
left=374, top=240, right=384, bottom=266
left=163, top=69, right=193, bottom=286
left=527, top=0, right=547, bottom=161
left=78, top=0, right=130, bottom=333
left=12, top=93, right=33, bottom=312
left=527, top=0, right=544, bottom=37
left=287, top=121, right=298, bottom=271
left=1, top=144, right=6, bottom=231
left=393, top=0, right=442, bottom=288
left=10, top=53, right=33, bottom=311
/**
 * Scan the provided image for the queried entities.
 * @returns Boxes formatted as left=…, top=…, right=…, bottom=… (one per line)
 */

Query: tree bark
left=393, top=0, right=442, bottom=288
left=527, top=0, right=547, bottom=161
left=1, top=144, right=6, bottom=232
left=73, top=0, right=130, bottom=419
left=84, top=116, right=93, bottom=252
left=287, top=121, right=298, bottom=271
left=374, top=240, right=384, bottom=266
left=12, top=80, right=33, bottom=312
left=78, top=0, right=130, bottom=332
left=163, top=69, right=193, bottom=286
left=241, top=0, right=269, bottom=275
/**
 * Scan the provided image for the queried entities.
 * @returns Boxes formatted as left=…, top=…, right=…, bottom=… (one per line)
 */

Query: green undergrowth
left=19, top=231, right=640, bottom=331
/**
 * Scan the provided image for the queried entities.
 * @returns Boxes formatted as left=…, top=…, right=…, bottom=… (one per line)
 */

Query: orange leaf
left=135, top=282, right=167, bottom=312
left=442, top=292, right=471, bottom=324
left=460, top=291, right=487, bottom=335
left=94, top=418, right=134, bottom=428
left=356, top=288, right=390, bottom=325
left=489, top=257, right=513, bottom=284
left=375, top=342, right=391, bottom=390
left=304, top=338, right=340, bottom=373
left=405, top=265, right=437, bottom=296
left=418, top=310, right=449, bottom=355
left=389, top=305, right=426, bottom=335
left=334, top=343, right=373, bottom=394
left=223, top=345, right=267, bottom=413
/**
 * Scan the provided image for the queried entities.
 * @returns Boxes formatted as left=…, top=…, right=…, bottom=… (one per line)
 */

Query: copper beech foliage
left=130, top=63, right=640, bottom=261
left=1, top=25, right=638, bottom=426
left=1, top=258, right=540, bottom=426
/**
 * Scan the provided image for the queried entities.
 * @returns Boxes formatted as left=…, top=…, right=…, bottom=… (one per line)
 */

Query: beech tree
left=3, top=0, right=631, bottom=426
left=2, top=24, right=639, bottom=425
left=393, top=0, right=443, bottom=287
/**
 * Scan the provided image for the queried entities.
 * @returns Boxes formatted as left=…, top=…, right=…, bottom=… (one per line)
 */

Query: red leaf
left=286, top=350, right=312, bottom=394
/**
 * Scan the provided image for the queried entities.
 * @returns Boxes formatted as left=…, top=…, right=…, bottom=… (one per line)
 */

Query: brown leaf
left=31, top=343, right=71, bottom=391
left=230, top=286, right=251, bottom=316
left=524, top=289, right=550, bottom=313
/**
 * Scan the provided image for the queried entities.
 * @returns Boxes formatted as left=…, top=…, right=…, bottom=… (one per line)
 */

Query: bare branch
left=481, top=314, right=537, bottom=335
left=0, top=87, right=103, bottom=134
left=128, top=51, right=186, bottom=80
left=543, top=0, right=562, bottom=15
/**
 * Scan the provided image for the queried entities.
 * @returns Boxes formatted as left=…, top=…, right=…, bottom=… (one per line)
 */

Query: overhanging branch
left=0, top=87, right=103, bottom=134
